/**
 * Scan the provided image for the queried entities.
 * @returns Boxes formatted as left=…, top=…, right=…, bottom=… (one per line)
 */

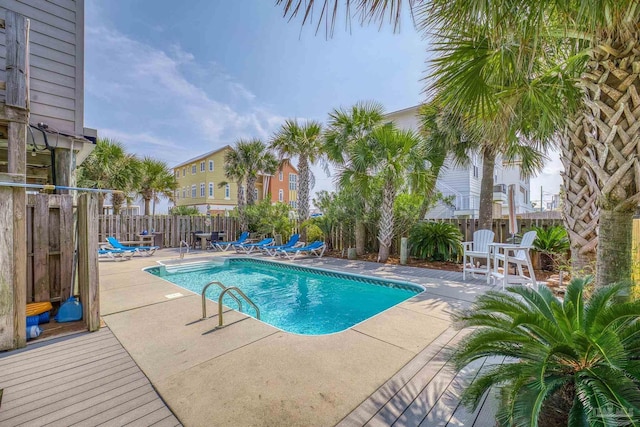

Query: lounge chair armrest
left=462, top=241, right=473, bottom=250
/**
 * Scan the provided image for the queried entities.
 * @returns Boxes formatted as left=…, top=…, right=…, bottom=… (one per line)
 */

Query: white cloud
left=85, top=24, right=287, bottom=163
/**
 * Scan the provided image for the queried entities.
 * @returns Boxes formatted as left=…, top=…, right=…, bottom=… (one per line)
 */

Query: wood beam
left=5, top=11, right=28, bottom=110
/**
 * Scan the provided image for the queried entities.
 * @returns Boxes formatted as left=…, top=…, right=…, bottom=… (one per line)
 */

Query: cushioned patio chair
left=263, top=234, right=300, bottom=256
left=233, top=238, right=274, bottom=254
left=213, top=231, right=249, bottom=251
left=492, top=230, right=538, bottom=290
left=106, top=236, right=159, bottom=256
left=276, top=241, right=325, bottom=260
left=98, top=248, right=133, bottom=261
left=462, top=229, right=495, bottom=284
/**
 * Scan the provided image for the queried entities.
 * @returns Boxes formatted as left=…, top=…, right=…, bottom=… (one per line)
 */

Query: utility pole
left=540, top=186, right=543, bottom=212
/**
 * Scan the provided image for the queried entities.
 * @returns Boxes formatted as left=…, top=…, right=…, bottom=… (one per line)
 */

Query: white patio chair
left=462, top=229, right=495, bottom=284
left=492, top=230, right=538, bottom=290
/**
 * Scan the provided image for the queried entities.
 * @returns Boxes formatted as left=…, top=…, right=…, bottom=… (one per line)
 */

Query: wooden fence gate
left=27, top=194, right=74, bottom=303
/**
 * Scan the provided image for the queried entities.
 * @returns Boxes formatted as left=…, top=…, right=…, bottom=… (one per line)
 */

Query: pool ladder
left=201, top=281, right=260, bottom=327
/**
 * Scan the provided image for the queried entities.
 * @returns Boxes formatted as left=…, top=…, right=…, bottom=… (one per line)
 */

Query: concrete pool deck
left=99, top=249, right=496, bottom=426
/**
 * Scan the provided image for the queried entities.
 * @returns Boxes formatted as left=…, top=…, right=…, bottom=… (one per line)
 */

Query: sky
left=84, top=1, right=562, bottom=212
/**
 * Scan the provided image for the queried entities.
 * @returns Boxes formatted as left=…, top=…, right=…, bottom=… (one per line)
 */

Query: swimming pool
left=146, top=258, right=423, bottom=335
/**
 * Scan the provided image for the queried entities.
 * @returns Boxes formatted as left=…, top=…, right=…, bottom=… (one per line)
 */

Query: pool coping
left=98, top=249, right=495, bottom=426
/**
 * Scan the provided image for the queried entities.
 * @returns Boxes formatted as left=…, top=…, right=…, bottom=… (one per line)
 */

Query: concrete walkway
left=99, top=249, right=496, bottom=426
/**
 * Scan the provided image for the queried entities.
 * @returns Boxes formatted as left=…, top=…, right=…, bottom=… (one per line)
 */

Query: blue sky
left=84, top=1, right=561, bottom=209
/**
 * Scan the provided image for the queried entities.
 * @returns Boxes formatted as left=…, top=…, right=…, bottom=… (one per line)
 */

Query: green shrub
left=408, top=221, right=462, bottom=261
left=170, top=206, right=201, bottom=216
left=532, top=225, right=570, bottom=271
left=305, top=224, right=324, bottom=243
left=453, top=276, right=640, bottom=426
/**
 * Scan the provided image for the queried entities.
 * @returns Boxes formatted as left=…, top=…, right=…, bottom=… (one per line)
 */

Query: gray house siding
left=0, top=0, right=84, bottom=135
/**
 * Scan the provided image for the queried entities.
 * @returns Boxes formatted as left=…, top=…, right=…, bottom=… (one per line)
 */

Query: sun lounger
left=213, top=231, right=250, bottom=251
left=263, top=234, right=300, bottom=256
left=98, top=248, right=133, bottom=261
left=234, top=238, right=274, bottom=254
left=106, top=236, right=159, bottom=256
left=275, top=241, right=325, bottom=260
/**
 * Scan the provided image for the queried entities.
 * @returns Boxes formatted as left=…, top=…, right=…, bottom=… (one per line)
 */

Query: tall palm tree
left=136, top=157, right=177, bottom=216
left=224, top=145, right=248, bottom=230
left=236, top=139, right=279, bottom=206
left=277, top=0, right=633, bottom=287
left=270, top=119, right=324, bottom=235
left=77, top=138, right=139, bottom=214
left=324, top=101, right=384, bottom=255
left=340, top=123, right=433, bottom=262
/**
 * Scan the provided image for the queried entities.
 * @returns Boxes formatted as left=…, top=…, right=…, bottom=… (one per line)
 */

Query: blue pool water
left=146, top=258, right=423, bottom=335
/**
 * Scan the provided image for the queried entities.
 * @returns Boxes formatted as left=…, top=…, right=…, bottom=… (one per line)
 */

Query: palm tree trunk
left=144, top=198, right=151, bottom=216
left=478, top=149, right=495, bottom=230
left=596, top=209, right=633, bottom=288
left=298, top=155, right=310, bottom=240
left=237, top=183, right=247, bottom=230
left=377, top=180, right=396, bottom=262
left=246, top=176, right=257, bottom=205
left=355, top=219, right=366, bottom=256
left=112, top=192, right=124, bottom=215
left=560, top=116, right=598, bottom=274
left=579, top=36, right=640, bottom=287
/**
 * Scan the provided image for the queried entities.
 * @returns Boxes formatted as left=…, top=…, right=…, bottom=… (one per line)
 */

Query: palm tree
left=224, top=145, right=248, bottom=230
left=270, top=119, right=324, bottom=237
left=324, top=101, right=384, bottom=255
left=136, top=157, right=177, bottom=216
left=453, top=277, right=640, bottom=426
left=277, top=0, right=633, bottom=287
left=236, top=139, right=279, bottom=206
left=77, top=138, right=139, bottom=214
left=340, top=123, right=433, bottom=262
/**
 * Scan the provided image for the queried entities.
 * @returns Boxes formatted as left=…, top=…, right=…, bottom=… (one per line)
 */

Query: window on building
left=278, top=189, right=284, bottom=202
left=191, top=165, right=196, bottom=174
left=289, top=200, right=297, bottom=209
left=175, top=170, right=179, bottom=178
left=200, top=161, right=205, bottom=172
left=279, top=171, right=283, bottom=181
left=191, top=185, right=196, bottom=198
left=289, top=174, right=297, bottom=190
left=209, top=182, right=214, bottom=198
left=209, top=160, right=214, bottom=171
left=182, top=168, right=186, bottom=177
left=200, top=183, right=205, bottom=197
left=473, top=165, right=479, bottom=179
left=225, top=184, right=230, bottom=199
left=182, top=188, right=186, bottom=199
left=254, top=188, right=258, bottom=200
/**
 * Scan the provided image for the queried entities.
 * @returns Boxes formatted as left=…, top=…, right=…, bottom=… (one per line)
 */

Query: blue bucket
left=55, top=297, right=82, bottom=323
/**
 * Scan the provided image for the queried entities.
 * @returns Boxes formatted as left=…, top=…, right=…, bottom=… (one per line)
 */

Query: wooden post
left=0, top=11, right=30, bottom=350
left=77, top=194, right=100, bottom=332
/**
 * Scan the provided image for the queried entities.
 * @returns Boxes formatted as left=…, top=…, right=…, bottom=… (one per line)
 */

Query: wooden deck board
left=0, top=328, right=181, bottom=427
left=340, top=326, right=501, bottom=427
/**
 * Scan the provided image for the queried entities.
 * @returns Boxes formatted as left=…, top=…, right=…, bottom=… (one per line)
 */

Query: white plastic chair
left=492, top=230, right=538, bottom=289
left=462, top=229, right=495, bottom=284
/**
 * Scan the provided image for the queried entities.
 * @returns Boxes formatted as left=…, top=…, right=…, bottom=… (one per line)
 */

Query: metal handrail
left=201, top=281, right=242, bottom=319
left=218, top=287, right=260, bottom=327
left=179, top=240, right=190, bottom=259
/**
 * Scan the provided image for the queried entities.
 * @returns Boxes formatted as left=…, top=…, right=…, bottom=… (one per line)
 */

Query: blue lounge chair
left=234, top=238, right=274, bottom=254
left=276, top=241, right=326, bottom=260
left=106, top=236, right=159, bottom=256
left=263, top=234, right=300, bottom=256
left=213, top=231, right=250, bottom=251
left=98, top=248, right=133, bottom=261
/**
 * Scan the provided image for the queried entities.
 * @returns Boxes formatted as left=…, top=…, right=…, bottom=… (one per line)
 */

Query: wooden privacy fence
left=98, top=215, right=242, bottom=247
left=325, top=218, right=565, bottom=254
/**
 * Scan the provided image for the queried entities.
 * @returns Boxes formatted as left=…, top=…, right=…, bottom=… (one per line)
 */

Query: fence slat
left=33, top=194, right=50, bottom=302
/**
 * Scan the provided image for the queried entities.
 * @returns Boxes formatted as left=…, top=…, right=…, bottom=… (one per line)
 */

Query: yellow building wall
left=173, top=147, right=238, bottom=210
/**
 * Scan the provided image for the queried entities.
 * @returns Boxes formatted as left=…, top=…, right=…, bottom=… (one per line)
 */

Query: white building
left=385, top=105, right=534, bottom=219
